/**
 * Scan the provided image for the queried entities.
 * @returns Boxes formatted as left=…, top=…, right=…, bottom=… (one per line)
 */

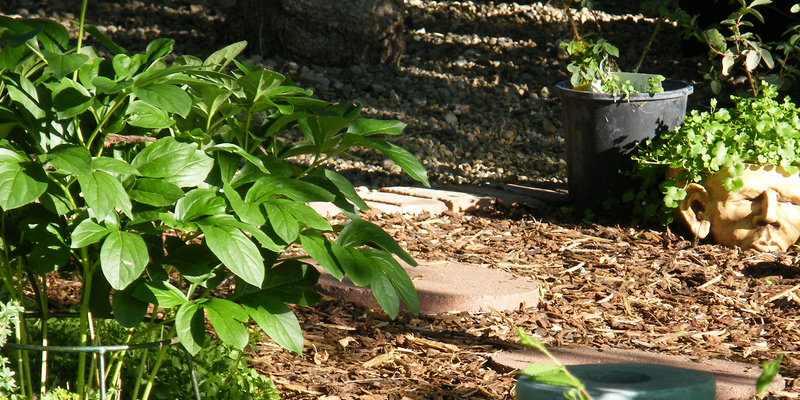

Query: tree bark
left=222, top=0, right=405, bottom=67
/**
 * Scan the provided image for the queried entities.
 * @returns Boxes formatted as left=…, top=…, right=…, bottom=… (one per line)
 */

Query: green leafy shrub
left=0, top=10, right=426, bottom=399
left=631, top=84, right=800, bottom=222
left=676, top=0, right=800, bottom=97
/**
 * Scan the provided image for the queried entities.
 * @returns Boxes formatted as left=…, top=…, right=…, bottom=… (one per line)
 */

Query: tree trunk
left=222, top=0, right=405, bottom=67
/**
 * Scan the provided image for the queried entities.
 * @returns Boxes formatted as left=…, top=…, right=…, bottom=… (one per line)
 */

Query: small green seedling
left=515, top=328, right=593, bottom=400
left=755, top=354, right=783, bottom=399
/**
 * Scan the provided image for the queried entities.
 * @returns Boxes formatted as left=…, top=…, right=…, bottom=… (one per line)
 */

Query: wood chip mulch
left=249, top=205, right=800, bottom=400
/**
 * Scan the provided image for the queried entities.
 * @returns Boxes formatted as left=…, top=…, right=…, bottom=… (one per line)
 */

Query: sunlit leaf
left=241, top=293, right=304, bottom=354
left=100, top=230, right=149, bottom=290
left=201, top=223, right=265, bottom=287
left=0, top=148, right=47, bottom=211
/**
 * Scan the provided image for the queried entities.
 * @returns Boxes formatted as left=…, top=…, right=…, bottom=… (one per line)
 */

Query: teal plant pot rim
left=515, top=363, right=716, bottom=400
left=555, top=80, right=694, bottom=102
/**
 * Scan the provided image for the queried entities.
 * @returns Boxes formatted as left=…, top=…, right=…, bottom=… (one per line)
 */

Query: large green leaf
left=298, top=230, right=345, bottom=280
left=204, top=298, right=250, bottom=350
left=278, top=199, right=332, bottom=231
left=4, top=75, right=45, bottom=119
left=48, top=144, right=92, bottom=177
left=237, top=69, right=286, bottom=103
left=343, top=248, right=373, bottom=287
left=347, top=118, right=407, bottom=136
left=176, top=301, right=206, bottom=356
left=369, top=266, right=400, bottom=319
left=142, top=38, right=174, bottom=67
left=112, top=286, right=149, bottom=328
left=262, top=201, right=299, bottom=244
left=89, top=268, right=113, bottom=318
left=0, top=148, right=47, bottom=211
left=131, top=137, right=194, bottom=176
left=100, top=230, right=149, bottom=290
left=337, top=219, right=416, bottom=266
left=361, top=248, right=420, bottom=316
left=43, top=50, right=89, bottom=80
left=79, top=170, right=133, bottom=221
left=204, top=41, right=247, bottom=71
left=174, top=188, right=226, bottom=222
left=29, top=237, right=71, bottom=274
left=197, top=214, right=284, bottom=253
left=134, top=280, right=188, bottom=308
left=133, top=84, right=192, bottom=118
left=129, top=178, right=184, bottom=207
left=92, top=76, right=133, bottom=94
left=32, top=18, right=71, bottom=51
left=84, top=24, right=129, bottom=55
left=125, top=100, right=172, bottom=129
left=112, top=53, right=142, bottom=80
left=262, top=260, right=321, bottom=306
left=223, top=183, right=265, bottom=226
left=201, top=224, right=265, bottom=287
left=50, top=77, right=93, bottom=120
left=245, top=176, right=335, bottom=204
left=298, top=115, right=350, bottom=150
left=70, top=219, right=113, bottom=248
left=241, top=293, right=304, bottom=354
left=92, top=157, right=140, bottom=176
left=359, top=137, right=429, bottom=187
left=131, top=137, right=213, bottom=187
left=163, top=149, right=213, bottom=187
left=309, top=169, right=369, bottom=211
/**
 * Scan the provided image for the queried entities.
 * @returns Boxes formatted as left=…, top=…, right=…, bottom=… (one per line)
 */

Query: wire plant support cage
left=1, top=313, right=201, bottom=400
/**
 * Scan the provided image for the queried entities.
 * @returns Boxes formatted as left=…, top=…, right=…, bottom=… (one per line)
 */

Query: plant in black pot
left=555, top=0, right=694, bottom=209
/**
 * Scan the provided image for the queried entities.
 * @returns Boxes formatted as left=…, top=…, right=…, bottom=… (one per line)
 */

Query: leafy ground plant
left=0, top=5, right=427, bottom=399
left=630, top=83, right=800, bottom=222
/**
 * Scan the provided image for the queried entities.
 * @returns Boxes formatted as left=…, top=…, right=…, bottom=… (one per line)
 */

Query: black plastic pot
left=556, top=80, right=693, bottom=209
left=515, top=363, right=716, bottom=400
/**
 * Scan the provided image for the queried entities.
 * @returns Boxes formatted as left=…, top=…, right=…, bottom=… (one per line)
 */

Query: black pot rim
left=555, top=79, right=694, bottom=101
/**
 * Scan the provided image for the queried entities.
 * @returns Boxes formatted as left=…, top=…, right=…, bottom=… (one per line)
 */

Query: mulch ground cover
left=249, top=204, right=800, bottom=399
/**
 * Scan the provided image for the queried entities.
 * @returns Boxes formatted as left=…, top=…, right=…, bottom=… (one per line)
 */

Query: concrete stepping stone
left=379, top=186, right=495, bottom=212
left=490, top=346, right=785, bottom=400
left=315, top=260, right=540, bottom=314
left=356, top=189, right=449, bottom=215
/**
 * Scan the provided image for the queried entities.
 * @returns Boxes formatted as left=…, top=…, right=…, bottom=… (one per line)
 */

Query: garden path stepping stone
left=314, top=260, right=540, bottom=314
left=490, top=346, right=786, bottom=400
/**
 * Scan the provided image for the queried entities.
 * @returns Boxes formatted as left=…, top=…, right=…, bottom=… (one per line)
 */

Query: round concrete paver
left=315, top=260, right=540, bottom=314
left=491, top=347, right=785, bottom=400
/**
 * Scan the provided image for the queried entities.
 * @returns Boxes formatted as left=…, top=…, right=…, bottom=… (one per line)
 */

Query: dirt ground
left=246, top=203, right=800, bottom=399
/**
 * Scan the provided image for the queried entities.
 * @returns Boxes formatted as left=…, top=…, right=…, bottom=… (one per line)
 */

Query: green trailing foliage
left=630, top=83, right=800, bottom=223
left=674, top=0, right=800, bottom=97
left=0, top=11, right=426, bottom=399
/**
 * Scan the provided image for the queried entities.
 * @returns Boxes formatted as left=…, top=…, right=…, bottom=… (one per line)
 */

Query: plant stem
left=633, top=17, right=663, bottom=73
left=15, top=259, right=33, bottom=398
left=107, top=331, right=134, bottom=395
left=225, top=349, right=246, bottom=384
left=76, top=252, right=94, bottom=398
left=37, top=273, right=49, bottom=397
left=140, top=327, right=176, bottom=400
left=76, top=0, right=89, bottom=54
left=563, top=1, right=582, bottom=41
left=131, top=318, right=159, bottom=400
